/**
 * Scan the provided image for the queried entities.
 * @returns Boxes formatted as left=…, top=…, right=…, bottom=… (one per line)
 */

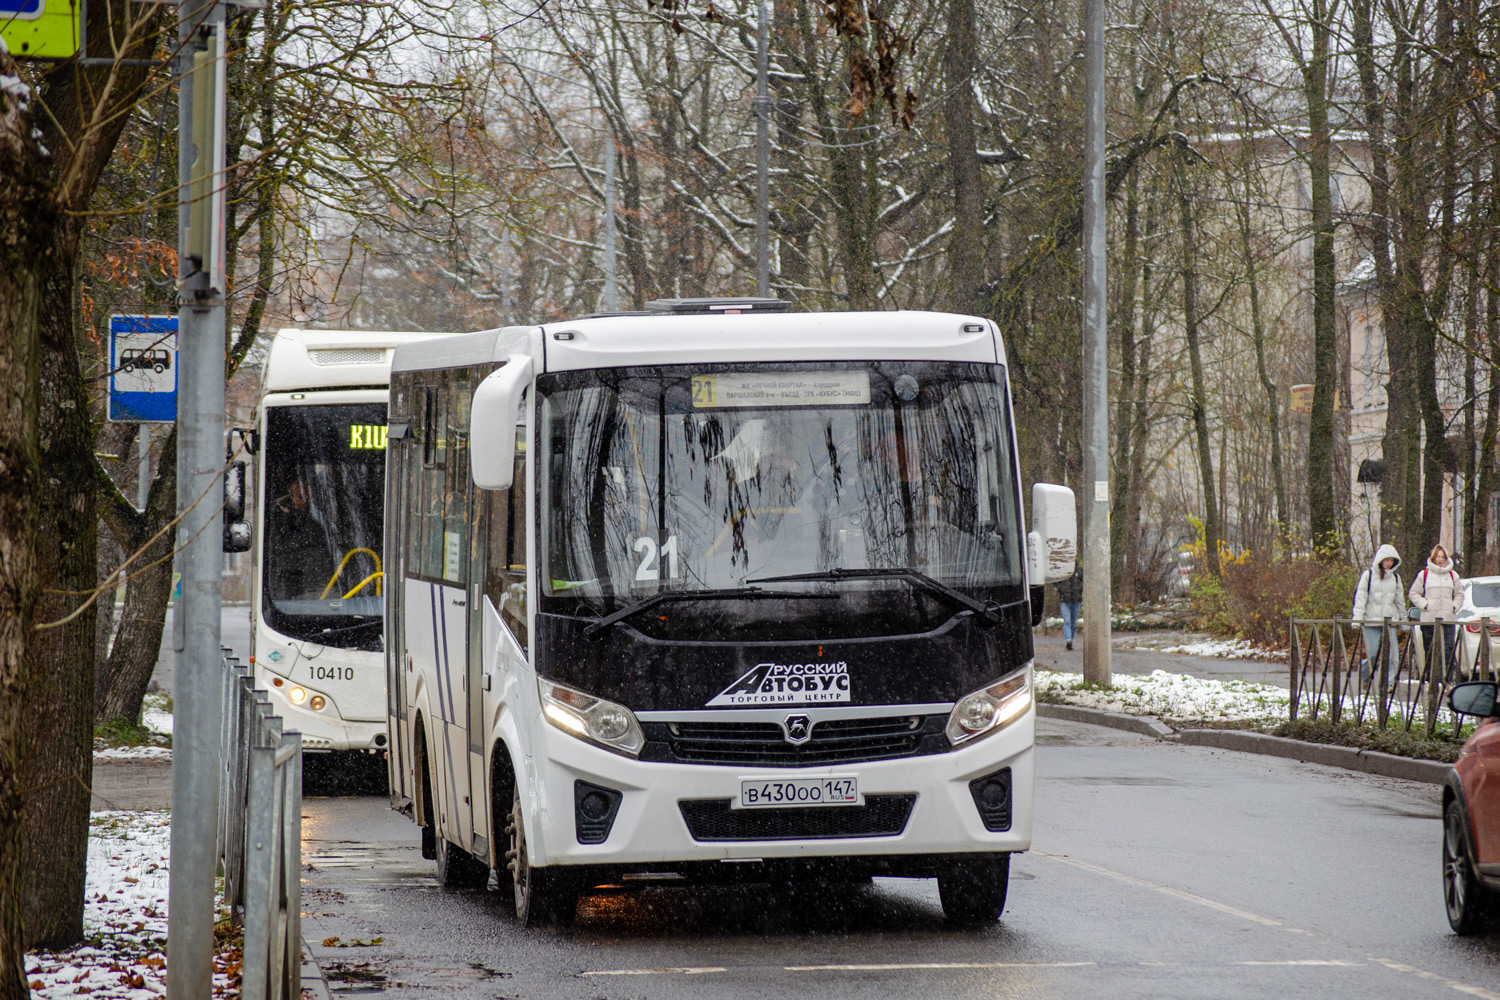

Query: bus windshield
left=261, top=402, right=387, bottom=650
left=537, top=361, right=1023, bottom=638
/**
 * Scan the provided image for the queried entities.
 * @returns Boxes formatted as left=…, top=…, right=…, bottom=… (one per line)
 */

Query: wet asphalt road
left=298, top=719, right=1500, bottom=1000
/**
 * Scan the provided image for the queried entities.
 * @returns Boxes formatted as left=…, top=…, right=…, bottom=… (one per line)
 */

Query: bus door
left=386, top=422, right=413, bottom=809
left=469, top=400, right=530, bottom=853
left=465, top=474, right=488, bottom=858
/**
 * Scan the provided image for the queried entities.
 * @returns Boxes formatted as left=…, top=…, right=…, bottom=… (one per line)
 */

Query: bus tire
left=507, top=787, right=577, bottom=928
left=937, top=853, right=1010, bottom=926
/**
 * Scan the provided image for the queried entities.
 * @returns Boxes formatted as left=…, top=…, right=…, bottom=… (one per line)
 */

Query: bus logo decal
left=706, top=661, right=850, bottom=707
left=783, top=714, right=812, bottom=744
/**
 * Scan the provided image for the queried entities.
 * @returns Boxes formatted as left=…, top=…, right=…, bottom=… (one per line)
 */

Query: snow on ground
left=1144, top=637, right=1286, bottom=662
left=141, top=694, right=172, bottom=736
left=1037, top=666, right=1454, bottom=730
left=1037, top=668, right=1292, bottom=724
left=94, top=694, right=173, bottom=762
left=26, top=812, right=235, bottom=999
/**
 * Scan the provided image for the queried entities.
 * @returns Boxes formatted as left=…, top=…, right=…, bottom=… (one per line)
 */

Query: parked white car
left=1458, top=576, right=1500, bottom=677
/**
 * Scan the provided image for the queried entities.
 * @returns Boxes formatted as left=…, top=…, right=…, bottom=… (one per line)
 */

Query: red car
left=1445, top=681, right=1500, bottom=934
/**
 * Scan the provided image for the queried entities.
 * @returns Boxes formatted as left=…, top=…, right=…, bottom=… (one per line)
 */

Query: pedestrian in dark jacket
left=1055, top=565, right=1083, bottom=651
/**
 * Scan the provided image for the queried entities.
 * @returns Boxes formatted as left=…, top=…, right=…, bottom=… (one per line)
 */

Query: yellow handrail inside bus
left=321, top=548, right=382, bottom=599
left=343, top=572, right=382, bottom=599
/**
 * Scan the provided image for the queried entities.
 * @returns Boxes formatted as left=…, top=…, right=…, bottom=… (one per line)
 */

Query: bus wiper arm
left=746, top=568, right=1001, bottom=625
left=582, top=587, right=769, bottom=638
left=318, top=618, right=382, bottom=637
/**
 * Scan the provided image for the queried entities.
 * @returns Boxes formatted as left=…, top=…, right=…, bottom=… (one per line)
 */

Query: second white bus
left=248, top=328, right=451, bottom=760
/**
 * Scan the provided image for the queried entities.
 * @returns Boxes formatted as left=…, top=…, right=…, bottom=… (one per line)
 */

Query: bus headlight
left=539, top=679, right=645, bottom=757
left=945, top=666, right=1032, bottom=746
left=289, top=686, right=308, bottom=705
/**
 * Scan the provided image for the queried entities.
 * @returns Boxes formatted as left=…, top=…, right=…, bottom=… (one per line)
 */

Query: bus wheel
left=937, top=853, right=1010, bottom=926
left=506, top=788, right=577, bottom=928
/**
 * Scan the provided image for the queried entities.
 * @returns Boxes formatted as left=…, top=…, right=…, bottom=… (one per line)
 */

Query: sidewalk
left=1033, top=629, right=1289, bottom=688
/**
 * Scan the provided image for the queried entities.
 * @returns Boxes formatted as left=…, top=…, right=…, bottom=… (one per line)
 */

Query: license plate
left=735, top=776, right=859, bottom=809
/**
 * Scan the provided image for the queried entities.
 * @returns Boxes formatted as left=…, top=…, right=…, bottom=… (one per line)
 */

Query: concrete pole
left=754, top=0, right=770, bottom=297
left=1081, top=0, right=1112, bottom=686
left=604, top=139, right=617, bottom=311
left=168, top=1, right=226, bottom=995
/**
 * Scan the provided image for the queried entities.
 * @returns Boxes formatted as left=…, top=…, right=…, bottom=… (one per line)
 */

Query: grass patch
left=94, top=714, right=171, bottom=751
left=1269, top=717, right=1465, bottom=763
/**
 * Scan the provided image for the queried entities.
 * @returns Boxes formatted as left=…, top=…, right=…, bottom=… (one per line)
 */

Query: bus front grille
left=678, top=794, right=916, bottom=841
left=643, top=715, right=948, bottom=767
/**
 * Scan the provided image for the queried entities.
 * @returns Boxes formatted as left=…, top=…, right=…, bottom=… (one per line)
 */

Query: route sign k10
left=109, top=315, right=178, bottom=422
left=0, top=0, right=80, bottom=59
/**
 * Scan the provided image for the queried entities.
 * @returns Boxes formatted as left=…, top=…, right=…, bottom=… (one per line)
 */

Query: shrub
left=1188, top=556, right=1360, bottom=648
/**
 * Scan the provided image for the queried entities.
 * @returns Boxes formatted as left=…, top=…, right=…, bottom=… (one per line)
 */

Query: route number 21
left=633, top=535, right=681, bottom=582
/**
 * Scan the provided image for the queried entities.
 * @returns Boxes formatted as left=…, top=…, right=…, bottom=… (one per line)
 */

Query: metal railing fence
left=219, top=651, right=303, bottom=1000
left=1288, top=617, right=1500, bottom=737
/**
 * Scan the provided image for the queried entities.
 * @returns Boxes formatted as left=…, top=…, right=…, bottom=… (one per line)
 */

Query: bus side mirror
left=471, top=354, right=533, bottom=491
left=223, top=461, right=251, bottom=553
left=1027, top=482, right=1076, bottom=585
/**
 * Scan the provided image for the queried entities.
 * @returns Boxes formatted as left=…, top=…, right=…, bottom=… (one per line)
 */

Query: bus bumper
left=523, top=704, right=1034, bottom=868
left=262, top=683, right=387, bottom=752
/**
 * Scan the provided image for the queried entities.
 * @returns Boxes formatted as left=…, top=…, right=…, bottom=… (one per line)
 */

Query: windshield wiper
left=746, top=567, right=1002, bottom=625
left=582, top=587, right=772, bottom=638
left=317, top=618, right=382, bottom=638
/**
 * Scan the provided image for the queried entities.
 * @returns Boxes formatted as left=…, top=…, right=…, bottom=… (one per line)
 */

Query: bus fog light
left=289, top=686, right=308, bottom=704
left=945, top=666, right=1031, bottom=746
left=539, top=679, right=645, bottom=757
left=310, top=695, right=326, bottom=711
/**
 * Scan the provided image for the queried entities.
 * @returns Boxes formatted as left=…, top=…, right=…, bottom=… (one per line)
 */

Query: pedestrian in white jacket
left=1352, top=543, right=1403, bottom=684
left=1409, top=544, right=1462, bottom=676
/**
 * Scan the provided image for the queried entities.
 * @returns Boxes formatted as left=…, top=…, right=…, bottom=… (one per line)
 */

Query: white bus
left=246, top=328, right=452, bottom=760
left=384, top=300, right=1076, bottom=926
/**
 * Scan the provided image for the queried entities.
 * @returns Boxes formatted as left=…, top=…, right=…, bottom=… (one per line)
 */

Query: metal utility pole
left=1081, top=0, right=1112, bottom=686
left=604, top=139, right=617, bottom=312
left=169, top=0, right=227, bottom=994
left=137, top=424, right=151, bottom=510
left=754, top=0, right=770, bottom=297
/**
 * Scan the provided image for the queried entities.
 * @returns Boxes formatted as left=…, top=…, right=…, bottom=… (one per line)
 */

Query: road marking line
left=1036, top=852, right=1500, bottom=1000
left=1235, top=960, right=1361, bottom=967
left=1366, top=957, right=1500, bottom=1000
left=1035, top=852, right=1283, bottom=927
left=783, top=962, right=1095, bottom=972
left=580, top=967, right=726, bottom=976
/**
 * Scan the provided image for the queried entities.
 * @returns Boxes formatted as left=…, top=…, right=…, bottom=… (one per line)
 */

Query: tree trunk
left=1303, top=0, right=1339, bottom=558
left=22, top=235, right=98, bottom=950
left=94, top=429, right=178, bottom=724
left=1236, top=196, right=1288, bottom=549
left=0, top=41, right=49, bottom=995
left=1176, top=152, right=1219, bottom=575
left=17, top=0, right=165, bottom=948
left=1111, top=161, right=1142, bottom=599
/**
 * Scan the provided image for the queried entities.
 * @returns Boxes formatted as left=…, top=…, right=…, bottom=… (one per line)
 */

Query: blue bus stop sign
left=109, top=315, right=178, bottom=422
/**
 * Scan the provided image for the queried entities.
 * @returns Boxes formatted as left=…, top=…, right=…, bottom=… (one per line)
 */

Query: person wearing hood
left=1409, top=543, right=1463, bottom=677
left=1353, top=543, right=1404, bottom=686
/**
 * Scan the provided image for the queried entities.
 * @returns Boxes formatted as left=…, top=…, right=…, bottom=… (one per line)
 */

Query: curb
left=1036, top=702, right=1176, bottom=739
left=1174, top=728, right=1452, bottom=784
left=302, top=944, right=332, bottom=1000
left=1035, top=702, right=1453, bottom=785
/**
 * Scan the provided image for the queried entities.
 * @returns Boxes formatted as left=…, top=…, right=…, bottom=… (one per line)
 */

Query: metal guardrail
left=1288, top=618, right=1500, bottom=736
left=219, top=651, right=303, bottom=1000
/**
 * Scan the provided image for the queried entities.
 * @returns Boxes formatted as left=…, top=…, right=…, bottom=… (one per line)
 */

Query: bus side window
left=485, top=416, right=528, bottom=648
